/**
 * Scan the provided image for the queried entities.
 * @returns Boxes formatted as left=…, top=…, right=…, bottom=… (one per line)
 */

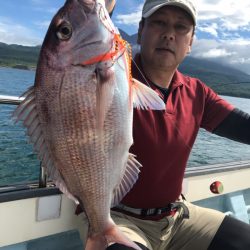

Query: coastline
left=0, top=64, right=36, bottom=71
left=0, top=65, right=249, bottom=99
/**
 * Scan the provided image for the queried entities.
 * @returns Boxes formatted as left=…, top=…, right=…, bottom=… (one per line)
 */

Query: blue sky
left=1, top=0, right=250, bottom=74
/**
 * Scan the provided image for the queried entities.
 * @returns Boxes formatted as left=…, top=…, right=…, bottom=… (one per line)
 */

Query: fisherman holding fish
left=103, top=0, right=250, bottom=249
left=15, top=0, right=250, bottom=249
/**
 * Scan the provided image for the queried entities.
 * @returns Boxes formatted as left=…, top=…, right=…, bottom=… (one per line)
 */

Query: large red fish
left=14, top=0, right=165, bottom=249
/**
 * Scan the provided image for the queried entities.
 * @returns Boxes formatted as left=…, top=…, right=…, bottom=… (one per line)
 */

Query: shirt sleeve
left=213, top=108, right=250, bottom=145
left=200, top=84, right=235, bottom=132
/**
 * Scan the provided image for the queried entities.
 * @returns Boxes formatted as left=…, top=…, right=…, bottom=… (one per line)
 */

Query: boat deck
left=1, top=230, right=83, bottom=250
left=0, top=162, right=250, bottom=250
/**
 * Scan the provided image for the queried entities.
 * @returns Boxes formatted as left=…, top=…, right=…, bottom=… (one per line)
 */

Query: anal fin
left=111, top=154, right=142, bottom=207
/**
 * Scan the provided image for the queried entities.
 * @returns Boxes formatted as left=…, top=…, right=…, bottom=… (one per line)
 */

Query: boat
left=0, top=94, right=249, bottom=249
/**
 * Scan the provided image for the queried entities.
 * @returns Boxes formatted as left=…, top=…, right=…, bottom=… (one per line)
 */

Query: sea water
left=1, top=67, right=250, bottom=186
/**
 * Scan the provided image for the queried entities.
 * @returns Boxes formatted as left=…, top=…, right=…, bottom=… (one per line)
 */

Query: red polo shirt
left=121, top=54, right=234, bottom=208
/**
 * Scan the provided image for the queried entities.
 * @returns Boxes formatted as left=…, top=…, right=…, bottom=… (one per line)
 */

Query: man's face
left=138, top=6, right=194, bottom=72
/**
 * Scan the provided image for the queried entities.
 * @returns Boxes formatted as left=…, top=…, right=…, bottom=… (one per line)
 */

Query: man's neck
left=141, top=61, right=177, bottom=89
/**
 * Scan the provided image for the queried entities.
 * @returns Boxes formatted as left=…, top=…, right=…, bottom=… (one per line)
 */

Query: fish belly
left=37, top=66, right=132, bottom=233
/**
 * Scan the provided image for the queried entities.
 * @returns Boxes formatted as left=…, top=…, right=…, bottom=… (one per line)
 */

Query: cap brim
left=142, top=2, right=196, bottom=25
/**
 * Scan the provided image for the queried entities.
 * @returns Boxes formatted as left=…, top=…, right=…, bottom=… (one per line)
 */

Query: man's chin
left=153, top=60, right=178, bottom=71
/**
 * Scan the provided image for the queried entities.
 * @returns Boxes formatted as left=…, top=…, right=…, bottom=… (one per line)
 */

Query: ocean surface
left=1, top=67, right=250, bottom=186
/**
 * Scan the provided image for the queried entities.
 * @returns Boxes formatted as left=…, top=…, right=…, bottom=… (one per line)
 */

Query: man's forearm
left=213, top=108, right=250, bottom=144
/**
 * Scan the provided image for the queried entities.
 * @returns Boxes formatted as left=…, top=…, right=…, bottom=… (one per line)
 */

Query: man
left=106, top=0, right=250, bottom=249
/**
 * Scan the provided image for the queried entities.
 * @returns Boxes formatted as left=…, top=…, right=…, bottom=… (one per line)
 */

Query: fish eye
left=56, top=21, right=72, bottom=41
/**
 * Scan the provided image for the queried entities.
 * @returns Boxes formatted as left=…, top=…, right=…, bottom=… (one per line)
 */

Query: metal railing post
left=0, top=94, right=24, bottom=105
left=39, top=162, right=47, bottom=188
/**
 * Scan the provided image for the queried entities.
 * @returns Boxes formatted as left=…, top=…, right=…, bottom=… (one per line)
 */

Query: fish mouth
left=71, top=39, right=113, bottom=67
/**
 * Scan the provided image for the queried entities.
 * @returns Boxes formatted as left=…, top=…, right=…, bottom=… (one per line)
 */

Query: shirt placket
left=164, top=82, right=183, bottom=115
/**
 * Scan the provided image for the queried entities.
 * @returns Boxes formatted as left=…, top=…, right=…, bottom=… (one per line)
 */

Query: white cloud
left=115, top=4, right=143, bottom=26
left=192, top=38, right=250, bottom=74
left=1, top=0, right=250, bottom=74
left=227, top=39, right=250, bottom=46
left=116, top=11, right=141, bottom=26
left=115, top=0, right=250, bottom=74
left=116, top=1, right=250, bottom=38
left=35, top=20, right=50, bottom=29
left=30, top=0, right=44, bottom=4
left=198, top=48, right=235, bottom=58
left=46, top=7, right=59, bottom=14
left=0, top=19, right=42, bottom=46
left=199, top=23, right=218, bottom=37
left=30, top=0, right=60, bottom=14
left=31, top=6, right=59, bottom=15
left=196, top=0, right=250, bottom=31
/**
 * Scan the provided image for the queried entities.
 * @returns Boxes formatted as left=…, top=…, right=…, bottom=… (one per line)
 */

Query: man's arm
left=212, top=108, right=250, bottom=144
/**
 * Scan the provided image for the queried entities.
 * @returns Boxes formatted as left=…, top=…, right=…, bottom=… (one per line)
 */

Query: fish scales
left=39, top=71, right=108, bottom=231
left=55, top=66, right=128, bottom=230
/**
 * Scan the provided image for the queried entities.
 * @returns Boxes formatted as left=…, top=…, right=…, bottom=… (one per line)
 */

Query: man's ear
left=137, top=20, right=144, bottom=45
left=190, top=35, right=194, bottom=47
left=187, top=36, right=194, bottom=54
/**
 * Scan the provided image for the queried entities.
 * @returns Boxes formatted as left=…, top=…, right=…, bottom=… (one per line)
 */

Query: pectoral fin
left=96, top=68, right=115, bottom=137
left=132, top=78, right=165, bottom=110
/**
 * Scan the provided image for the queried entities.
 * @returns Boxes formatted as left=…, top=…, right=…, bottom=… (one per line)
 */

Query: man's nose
left=161, top=26, right=175, bottom=41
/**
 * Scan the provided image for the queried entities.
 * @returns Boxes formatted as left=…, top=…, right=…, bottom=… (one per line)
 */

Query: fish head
left=38, top=0, right=117, bottom=72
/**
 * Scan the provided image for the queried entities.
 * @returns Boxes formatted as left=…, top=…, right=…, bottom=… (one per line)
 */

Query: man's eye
left=175, top=24, right=189, bottom=31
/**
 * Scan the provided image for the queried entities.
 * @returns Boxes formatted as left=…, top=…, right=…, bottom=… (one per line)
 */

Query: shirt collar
left=132, top=53, right=185, bottom=90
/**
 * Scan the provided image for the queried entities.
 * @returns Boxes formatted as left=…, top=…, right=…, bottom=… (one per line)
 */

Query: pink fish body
left=14, top=0, right=165, bottom=249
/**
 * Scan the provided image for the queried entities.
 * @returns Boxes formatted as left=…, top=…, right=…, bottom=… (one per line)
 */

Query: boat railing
left=1, top=93, right=250, bottom=190
left=185, top=160, right=250, bottom=177
left=0, top=94, right=24, bottom=105
left=0, top=94, right=47, bottom=189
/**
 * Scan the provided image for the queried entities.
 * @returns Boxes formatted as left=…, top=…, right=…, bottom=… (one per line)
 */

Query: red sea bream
left=13, top=0, right=165, bottom=249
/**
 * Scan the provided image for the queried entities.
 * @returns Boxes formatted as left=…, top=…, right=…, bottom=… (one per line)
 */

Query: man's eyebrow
left=154, top=10, right=192, bottom=22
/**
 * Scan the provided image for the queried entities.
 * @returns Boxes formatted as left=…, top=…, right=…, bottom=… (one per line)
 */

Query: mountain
left=0, top=42, right=40, bottom=69
left=1, top=29, right=250, bottom=98
left=123, top=32, right=250, bottom=98
left=179, top=57, right=250, bottom=98
left=119, top=29, right=138, bottom=45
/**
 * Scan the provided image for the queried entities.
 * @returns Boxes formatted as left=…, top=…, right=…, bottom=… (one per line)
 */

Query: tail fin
left=86, top=225, right=142, bottom=250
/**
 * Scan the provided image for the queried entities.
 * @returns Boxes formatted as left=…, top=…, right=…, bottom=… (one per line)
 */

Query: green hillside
left=1, top=31, right=250, bottom=98
left=179, top=57, right=250, bottom=98
left=0, top=42, right=40, bottom=69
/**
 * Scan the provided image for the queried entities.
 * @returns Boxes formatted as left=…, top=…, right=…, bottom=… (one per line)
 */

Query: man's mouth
left=156, top=47, right=175, bottom=54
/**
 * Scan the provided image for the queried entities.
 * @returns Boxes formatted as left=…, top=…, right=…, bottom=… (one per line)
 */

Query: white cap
left=142, top=0, right=197, bottom=25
